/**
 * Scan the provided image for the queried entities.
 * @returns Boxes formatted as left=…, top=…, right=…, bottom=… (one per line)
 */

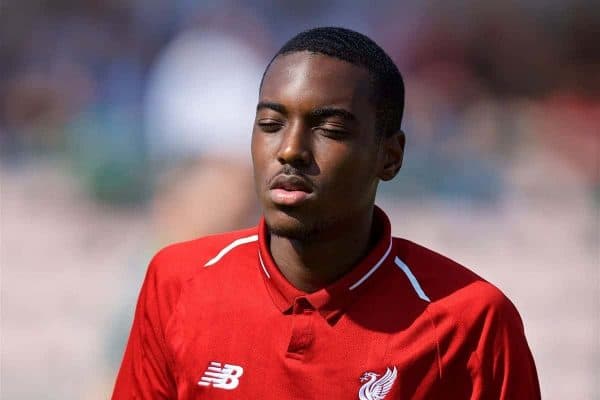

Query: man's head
left=252, top=27, right=405, bottom=240
left=261, top=27, right=405, bottom=139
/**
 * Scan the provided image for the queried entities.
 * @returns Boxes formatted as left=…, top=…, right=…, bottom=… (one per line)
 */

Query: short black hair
left=261, top=27, right=405, bottom=138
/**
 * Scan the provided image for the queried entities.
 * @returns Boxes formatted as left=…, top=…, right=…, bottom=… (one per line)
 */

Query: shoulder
left=392, top=242, right=540, bottom=397
left=393, top=238, right=522, bottom=324
left=146, top=227, right=259, bottom=294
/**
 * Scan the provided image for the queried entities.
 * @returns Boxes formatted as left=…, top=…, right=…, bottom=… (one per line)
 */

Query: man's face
left=251, top=52, right=387, bottom=240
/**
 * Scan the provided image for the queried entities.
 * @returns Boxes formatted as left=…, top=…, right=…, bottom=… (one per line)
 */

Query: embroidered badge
left=358, top=366, right=397, bottom=400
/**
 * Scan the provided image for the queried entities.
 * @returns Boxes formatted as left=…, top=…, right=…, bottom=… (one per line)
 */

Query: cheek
left=316, top=146, right=378, bottom=190
left=251, top=132, right=281, bottom=194
left=251, top=131, right=268, bottom=170
left=250, top=134, right=266, bottom=187
left=250, top=128, right=259, bottom=158
left=251, top=127, right=280, bottom=158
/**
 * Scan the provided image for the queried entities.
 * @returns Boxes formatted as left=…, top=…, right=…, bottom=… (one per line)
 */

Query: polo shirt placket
left=257, top=207, right=395, bottom=367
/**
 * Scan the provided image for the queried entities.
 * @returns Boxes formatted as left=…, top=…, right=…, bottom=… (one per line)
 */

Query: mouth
left=268, top=174, right=314, bottom=207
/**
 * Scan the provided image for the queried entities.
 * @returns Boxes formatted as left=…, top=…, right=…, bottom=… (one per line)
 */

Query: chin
left=265, top=207, right=339, bottom=242
left=269, top=223, right=318, bottom=241
left=265, top=208, right=313, bottom=240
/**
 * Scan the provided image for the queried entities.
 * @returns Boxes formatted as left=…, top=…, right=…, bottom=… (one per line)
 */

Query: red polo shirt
left=113, top=207, right=540, bottom=399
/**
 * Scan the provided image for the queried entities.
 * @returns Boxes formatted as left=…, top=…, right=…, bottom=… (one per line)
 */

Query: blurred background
left=1, top=0, right=598, bottom=398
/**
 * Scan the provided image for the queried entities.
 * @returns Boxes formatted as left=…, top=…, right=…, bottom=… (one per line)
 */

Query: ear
left=378, top=130, right=405, bottom=181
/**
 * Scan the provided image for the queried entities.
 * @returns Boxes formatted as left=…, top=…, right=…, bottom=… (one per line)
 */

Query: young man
left=113, top=27, right=540, bottom=399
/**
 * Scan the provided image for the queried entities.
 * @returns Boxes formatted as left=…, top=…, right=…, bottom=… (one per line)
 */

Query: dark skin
left=251, top=51, right=404, bottom=292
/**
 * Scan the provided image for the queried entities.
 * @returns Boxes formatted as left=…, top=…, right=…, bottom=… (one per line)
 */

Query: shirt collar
left=257, top=206, right=393, bottom=324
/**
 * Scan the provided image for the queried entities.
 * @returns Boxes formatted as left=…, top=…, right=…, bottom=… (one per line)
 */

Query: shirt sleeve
left=468, top=291, right=541, bottom=400
left=112, top=253, right=179, bottom=399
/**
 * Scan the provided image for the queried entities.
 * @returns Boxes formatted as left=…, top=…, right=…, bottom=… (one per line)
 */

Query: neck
left=269, top=207, right=377, bottom=293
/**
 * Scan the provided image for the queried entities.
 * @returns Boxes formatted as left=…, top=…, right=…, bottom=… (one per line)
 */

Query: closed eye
left=315, top=120, right=351, bottom=137
left=257, top=120, right=284, bottom=133
left=314, top=127, right=349, bottom=140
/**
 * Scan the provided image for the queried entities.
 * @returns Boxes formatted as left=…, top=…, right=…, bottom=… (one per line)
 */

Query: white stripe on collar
left=394, top=256, right=431, bottom=302
left=258, top=251, right=271, bottom=278
left=348, top=236, right=393, bottom=291
left=204, top=234, right=258, bottom=266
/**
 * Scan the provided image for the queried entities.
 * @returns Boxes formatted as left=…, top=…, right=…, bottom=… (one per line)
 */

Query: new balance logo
left=198, top=361, right=244, bottom=390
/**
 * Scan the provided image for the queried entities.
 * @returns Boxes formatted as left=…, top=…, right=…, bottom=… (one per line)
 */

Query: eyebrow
left=256, top=102, right=287, bottom=114
left=310, top=107, right=356, bottom=122
left=256, top=102, right=357, bottom=123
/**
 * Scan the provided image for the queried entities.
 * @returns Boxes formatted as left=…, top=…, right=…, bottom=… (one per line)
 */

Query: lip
left=268, top=174, right=314, bottom=206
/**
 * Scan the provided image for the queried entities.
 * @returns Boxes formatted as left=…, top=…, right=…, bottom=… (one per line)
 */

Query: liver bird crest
left=358, top=366, right=397, bottom=400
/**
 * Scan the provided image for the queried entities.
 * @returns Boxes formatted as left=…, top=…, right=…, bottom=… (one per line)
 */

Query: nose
left=276, top=121, right=311, bottom=167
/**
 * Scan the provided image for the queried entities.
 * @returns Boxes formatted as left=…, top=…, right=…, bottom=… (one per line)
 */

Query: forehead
left=260, top=52, right=373, bottom=111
